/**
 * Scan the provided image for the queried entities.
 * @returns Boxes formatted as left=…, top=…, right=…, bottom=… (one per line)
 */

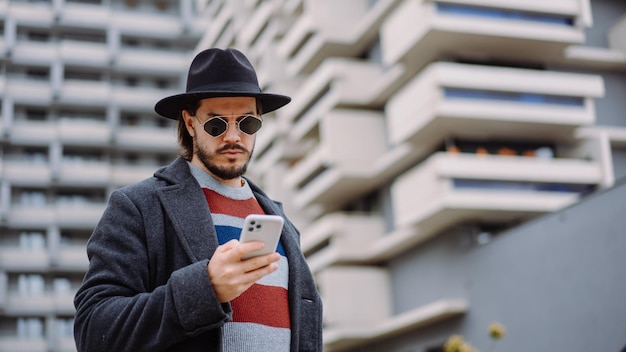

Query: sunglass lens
left=239, top=116, right=262, bottom=135
left=204, top=118, right=227, bottom=136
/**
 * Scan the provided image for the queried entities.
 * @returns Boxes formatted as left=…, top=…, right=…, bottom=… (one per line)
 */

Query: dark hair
left=177, top=98, right=263, bottom=160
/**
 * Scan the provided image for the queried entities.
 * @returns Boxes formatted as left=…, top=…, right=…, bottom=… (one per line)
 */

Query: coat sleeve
left=73, top=189, right=231, bottom=352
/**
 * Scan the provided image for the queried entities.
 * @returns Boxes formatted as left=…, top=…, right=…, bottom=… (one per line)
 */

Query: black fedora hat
left=154, top=48, right=291, bottom=120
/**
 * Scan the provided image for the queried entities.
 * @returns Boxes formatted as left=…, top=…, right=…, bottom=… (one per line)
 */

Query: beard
left=195, top=142, right=253, bottom=180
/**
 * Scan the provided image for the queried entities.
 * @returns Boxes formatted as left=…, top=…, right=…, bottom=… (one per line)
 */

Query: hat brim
left=154, top=92, right=291, bottom=120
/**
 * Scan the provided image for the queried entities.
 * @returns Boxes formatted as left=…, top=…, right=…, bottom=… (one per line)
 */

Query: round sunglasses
left=200, top=114, right=263, bottom=137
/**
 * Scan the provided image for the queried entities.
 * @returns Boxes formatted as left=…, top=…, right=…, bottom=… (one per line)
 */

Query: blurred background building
left=1, top=0, right=625, bottom=351
left=0, top=0, right=206, bottom=351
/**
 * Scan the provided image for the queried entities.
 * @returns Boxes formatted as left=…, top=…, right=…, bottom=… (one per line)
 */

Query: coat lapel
left=155, top=158, right=219, bottom=262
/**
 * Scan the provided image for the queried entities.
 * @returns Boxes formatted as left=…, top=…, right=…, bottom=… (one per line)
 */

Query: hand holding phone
left=239, top=214, right=284, bottom=260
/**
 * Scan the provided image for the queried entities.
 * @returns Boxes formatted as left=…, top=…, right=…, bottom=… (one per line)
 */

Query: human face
left=183, top=97, right=259, bottom=186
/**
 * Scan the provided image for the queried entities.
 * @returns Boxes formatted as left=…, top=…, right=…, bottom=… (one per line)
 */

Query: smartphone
left=239, top=214, right=284, bottom=260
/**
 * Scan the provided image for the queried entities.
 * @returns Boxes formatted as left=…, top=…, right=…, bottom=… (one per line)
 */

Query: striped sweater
left=188, top=163, right=291, bottom=352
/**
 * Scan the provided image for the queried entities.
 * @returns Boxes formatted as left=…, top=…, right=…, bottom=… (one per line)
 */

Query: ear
left=181, top=110, right=196, bottom=138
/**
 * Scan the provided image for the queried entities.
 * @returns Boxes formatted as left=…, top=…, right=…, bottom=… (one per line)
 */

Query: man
left=73, top=48, right=323, bottom=352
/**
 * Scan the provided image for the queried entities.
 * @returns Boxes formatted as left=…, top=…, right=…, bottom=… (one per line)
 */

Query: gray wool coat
left=73, top=157, right=323, bottom=352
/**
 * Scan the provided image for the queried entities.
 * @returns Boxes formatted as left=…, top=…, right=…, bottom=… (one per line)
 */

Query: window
left=443, top=138, right=556, bottom=158
left=17, top=189, right=47, bottom=206
left=18, top=274, right=45, bottom=295
left=19, top=231, right=46, bottom=250
left=64, top=69, right=102, bottom=81
left=452, top=178, right=596, bottom=195
left=436, top=3, right=575, bottom=26
left=444, top=88, right=584, bottom=107
left=17, top=318, right=44, bottom=338
left=55, top=317, right=74, bottom=338
left=25, top=108, right=48, bottom=121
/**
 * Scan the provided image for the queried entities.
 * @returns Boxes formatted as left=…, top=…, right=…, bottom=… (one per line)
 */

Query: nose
left=222, top=120, right=242, bottom=142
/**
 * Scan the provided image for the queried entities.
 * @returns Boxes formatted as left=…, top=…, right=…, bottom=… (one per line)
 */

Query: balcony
left=284, top=109, right=388, bottom=211
left=57, top=80, right=110, bottom=107
left=3, top=292, right=75, bottom=315
left=111, top=10, right=186, bottom=39
left=7, top=203, right=106, bottom=228
left=381, top=0, right=591, bottom=70
left=282, top=58, right=403, bottom=130
left=1, top=160, right=51, bottom=186
left=318, top=266, right=392, bottom=331
left=112, top=86, right=176, bottom=111
left=6, top=78, right=54, bottom=105
left=55, top=246, right=89, bottom=271
left=10, top=41, right=57, bottom=66
left=111, top=163, right=162, bottom=186
left=318, top=266, right=468, bottom=352
left=391, top=151, right=604, bottom=242
left=0, top=338, right=46, bottom=352
left=114, top=126, right=178, bottom=153
left=236, top=0, right=274, bottom=51
left=55, top=2, right=110, bottom=28
left=301, top=213, right=385, bottom=273
left=3, top=0, right=54, bottom=24
left=114, top=48, right=188, bottom=75
left=56, top=160, right=110, bottom=186
left=198, top=3, right=234, bottom=48
left=10, top=120, right=56, bottom=145
left=58, top=118, right=111, bottom=146
left=277, top=0, right=399, bottom=75
left=58, top=40, right=110, bottom=67
left=386, top=62, right=604, bottom=158
left=56, top=203, right=106, bottom=228
left=0, top=248, right=49, bottom=271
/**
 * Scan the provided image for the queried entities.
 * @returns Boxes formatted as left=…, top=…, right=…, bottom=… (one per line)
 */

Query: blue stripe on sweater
left=216, top=225, right=286, bottom=257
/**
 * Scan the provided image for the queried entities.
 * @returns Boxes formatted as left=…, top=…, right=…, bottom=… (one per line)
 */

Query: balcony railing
left=391, top=152, right=603, bottom=235
left=318, top=265, right=468, bottom=352
left=301, top=213, right=385, bottom=273
left=381, top=0, right=591, bottom=69
left=386, top=62, right=604, bottom=156
left=284, top=109, right=387, bottom=210
left=277, top=0, right=399, bottom=75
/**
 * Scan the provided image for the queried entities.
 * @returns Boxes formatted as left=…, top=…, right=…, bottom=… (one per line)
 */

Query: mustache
left=217, top=143, right=249, bottom=154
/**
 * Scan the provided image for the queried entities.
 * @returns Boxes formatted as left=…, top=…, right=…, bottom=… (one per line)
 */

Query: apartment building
left=0, top=0, right=207, bottom=351
left=198, top=0, right=626, bottom=351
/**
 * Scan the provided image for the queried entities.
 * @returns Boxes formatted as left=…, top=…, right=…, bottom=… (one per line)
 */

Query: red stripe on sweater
left=202, top=188, right=265, bottom=218
left=231, top=283, right=291, bottom=329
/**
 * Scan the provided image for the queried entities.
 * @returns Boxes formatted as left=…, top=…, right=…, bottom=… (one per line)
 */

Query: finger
left=241, top=252, right=280, bottom=272
left=217, top=239, right=240, bottom=253
left=241, top=262, right=279, bottom=283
